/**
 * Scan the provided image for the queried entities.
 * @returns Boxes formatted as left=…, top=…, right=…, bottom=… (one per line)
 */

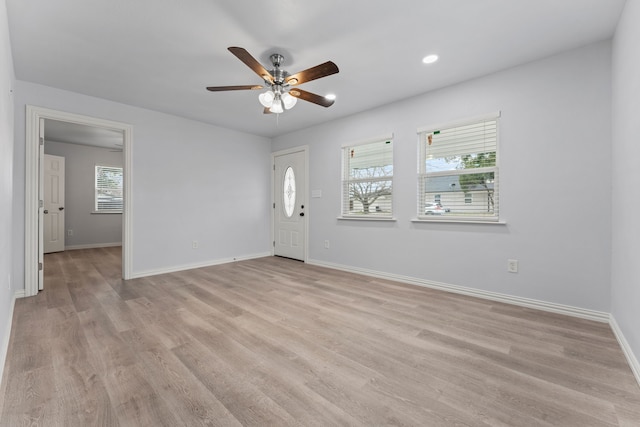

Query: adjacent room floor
left=1, top=247, right=639, bottom=426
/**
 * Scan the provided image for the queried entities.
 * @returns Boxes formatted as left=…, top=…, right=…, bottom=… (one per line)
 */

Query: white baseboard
left=129, top=252, right=272, bottom=279
left=65, top=242, right=122, bottom=250
left=610, top=315, right=640, bottom=387
left=0, top=290, right=19, bottom=395
left=307, top=259, right=610, bottom=323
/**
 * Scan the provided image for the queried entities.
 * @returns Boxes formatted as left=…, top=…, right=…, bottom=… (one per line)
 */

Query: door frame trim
left=24, top=105, right=133, bottom=297
left=271, top=146, right=309, bottom=262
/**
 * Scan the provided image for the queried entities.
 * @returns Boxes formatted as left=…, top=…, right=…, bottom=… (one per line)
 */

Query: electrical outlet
left=192, top=240, right=198, bottom=249
left=507, top=259, right=519, bottom=273
left=67, top=229, right=73, bottom=236
left=324, top=240, right=330, bottom=249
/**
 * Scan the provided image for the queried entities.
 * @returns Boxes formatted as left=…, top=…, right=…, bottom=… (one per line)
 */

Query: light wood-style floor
left=1, top=247, right=639, bottom=426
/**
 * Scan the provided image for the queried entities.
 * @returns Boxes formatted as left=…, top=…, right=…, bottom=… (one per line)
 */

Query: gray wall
left=0, top=0, right=15, bottom=379
left=12, top=81, right=272, bottom=286
left=273, top=41, right=612, bottom=313
left=612, top=0, right=640, bottom=375
left=44, top=141, right=123, bottom=248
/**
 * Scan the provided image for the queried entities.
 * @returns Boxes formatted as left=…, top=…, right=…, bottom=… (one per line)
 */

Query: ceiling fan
left=206, top=47, right=339, bottom=114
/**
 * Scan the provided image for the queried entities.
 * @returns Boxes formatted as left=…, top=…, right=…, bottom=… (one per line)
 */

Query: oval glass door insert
left=283, top=166, right=296, bottom=218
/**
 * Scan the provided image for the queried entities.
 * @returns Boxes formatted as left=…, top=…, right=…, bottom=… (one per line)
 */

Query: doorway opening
left=24, top=106, right=133, bottom=297
left=43, top=120, right=124, bottom=256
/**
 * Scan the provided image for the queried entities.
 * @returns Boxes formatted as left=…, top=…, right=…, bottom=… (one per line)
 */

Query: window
left=283, top=166, right=296, bottom=218
left=95, top=165, right=123, bottom=213
left=342, top=136, right=393, bottom=217
left=418, top=113, right=499, bottom=221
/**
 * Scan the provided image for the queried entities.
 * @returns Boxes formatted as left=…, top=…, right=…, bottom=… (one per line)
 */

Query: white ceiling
left=6, top=0, right=626, bottom=138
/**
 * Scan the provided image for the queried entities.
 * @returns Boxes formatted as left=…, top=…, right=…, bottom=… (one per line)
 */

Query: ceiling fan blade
left=285, top=61, right=339, bottom=86
left=206, top=85, right=263, bottom=91
left=289, top=89, right=335, bottom=107
left=263, top=107, right=272, bottom=114
left=228, top=47, right=274, bottom=84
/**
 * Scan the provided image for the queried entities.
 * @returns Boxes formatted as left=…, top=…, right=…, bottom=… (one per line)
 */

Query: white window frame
left=94, top=164, right=123, bottom=213
left=340, top=134, right=394, bottom=219
left=417, top=112, right=500, bottom=222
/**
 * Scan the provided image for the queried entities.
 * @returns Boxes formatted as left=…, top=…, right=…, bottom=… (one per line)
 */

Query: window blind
left=418, top=115, right=499, bottom=221
left=95, top=165, right=123, bottom=212
left=424, top=120, right=497, bottom=160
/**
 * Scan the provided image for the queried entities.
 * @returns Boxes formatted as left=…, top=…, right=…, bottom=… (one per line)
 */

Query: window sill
left=92, top=211, right=123, bottom=214
left=412, top=217, right=506, bottom=225
left=338, top=216, right=397, bottom=222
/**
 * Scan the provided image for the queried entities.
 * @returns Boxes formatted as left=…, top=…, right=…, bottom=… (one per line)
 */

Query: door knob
left=299, top=212, right=305, bottom=217
left=59, top=207, right=64, bottom=211
left=43, top=210, right=48, bottom=214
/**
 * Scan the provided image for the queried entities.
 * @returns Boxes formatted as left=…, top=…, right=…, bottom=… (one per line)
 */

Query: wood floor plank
left=120, top=328, right=244, bottom=426
left=172, top=340, right=295, bottom=426
left=0, top=366, right=56, bottom=426
left=1, top=249, right=639, bottom=426
left=181, top=290, right=488, bottom=425
left=76, top=305, right=179, bottom=426
left=47, top=304, right=117, bottom=426
left=125, top=296, right=192, bottom=350
left=165, top=287, right=366, bottom=425
left=156, top=289, right=357, bottom=424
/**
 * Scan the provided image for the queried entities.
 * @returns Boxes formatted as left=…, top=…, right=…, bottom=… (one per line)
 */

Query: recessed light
left=325, top=93, right=336, bottom=100
left=422, top=54, right=439, bottom=64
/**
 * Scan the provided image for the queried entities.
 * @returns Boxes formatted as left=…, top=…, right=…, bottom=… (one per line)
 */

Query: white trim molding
left=24, top=105, right=133, bottom=297
left=610, top=315, right=640, bottom=387
left=307, top=258, right=610, bottom=323
left=0, top=290, right=20, bottom=391
left=129, top=252, right=271, bottom=279
left=65, top=242, right=122, bottom=251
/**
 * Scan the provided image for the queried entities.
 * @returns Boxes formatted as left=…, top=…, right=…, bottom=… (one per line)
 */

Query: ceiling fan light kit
left=206, top=47, right=339, bottom=115
left=258, top=86, right=297, bottom=113
left=258, top=90, right=274, bottom=107
left=281, top=92, right=297, bottom=109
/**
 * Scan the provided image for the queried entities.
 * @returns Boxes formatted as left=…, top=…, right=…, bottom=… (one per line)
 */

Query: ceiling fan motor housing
left=267, top=54, right=290, bottom=87
left=269, top=53, right=284, bottom=68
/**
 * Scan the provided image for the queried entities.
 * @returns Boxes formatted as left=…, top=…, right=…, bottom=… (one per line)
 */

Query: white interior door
left=43, top=154, right=65, bottom=254
left=274, top=149, right=306, bottom=261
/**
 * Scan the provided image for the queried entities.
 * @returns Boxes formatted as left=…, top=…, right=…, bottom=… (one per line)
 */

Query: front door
left=273, top=149, right=306, bottom=261
left=43, top=154, right=65, bottom=253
